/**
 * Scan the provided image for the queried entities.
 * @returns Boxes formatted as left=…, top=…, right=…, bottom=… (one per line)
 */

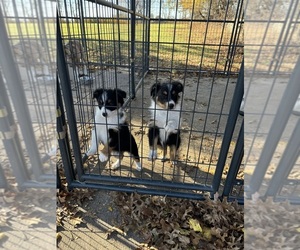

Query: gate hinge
left=57, top=107, right=62, bottom=117
left=0, top=107, right=8, bottom=118
left=0, top=124, right=17, bottom=140
left=57, top=125, right=67, bottom=139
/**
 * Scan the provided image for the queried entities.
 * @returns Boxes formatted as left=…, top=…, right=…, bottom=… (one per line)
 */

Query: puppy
left=86, top=88, right=142, bottom=171
left=148, top=81, right=183, bottom=164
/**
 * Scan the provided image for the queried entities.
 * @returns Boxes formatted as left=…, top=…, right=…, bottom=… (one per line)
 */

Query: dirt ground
left=57, top=71, right=244, bottom=249
left=76, top=71, right=243, bottom=186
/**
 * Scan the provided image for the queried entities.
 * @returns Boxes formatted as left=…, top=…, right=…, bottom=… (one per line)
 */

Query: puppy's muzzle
left=168, top=103, right=174, bottom=109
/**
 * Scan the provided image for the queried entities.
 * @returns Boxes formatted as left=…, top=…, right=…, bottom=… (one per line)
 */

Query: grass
left=6, top=20, right=244, bottom=73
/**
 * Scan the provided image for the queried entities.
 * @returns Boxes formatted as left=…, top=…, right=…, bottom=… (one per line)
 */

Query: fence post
left=212, top=60, right=244, bottom=193
left=222, top=121, right=244, bottom=198
left=57, top=15, right=84, bottom=181
left=57, top=77, right=76, bottom=189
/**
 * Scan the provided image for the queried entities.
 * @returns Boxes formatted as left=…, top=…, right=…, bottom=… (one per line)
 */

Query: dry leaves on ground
left=245, top=195, right=300, bottom=249
left=115, top=192, right=244, bottom=250
left=56, top=185, right=95, bottom=229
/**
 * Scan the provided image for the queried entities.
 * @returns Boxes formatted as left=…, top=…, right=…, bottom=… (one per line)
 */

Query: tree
left=179, top=0, right=238, bottom=20
left=180, top=0, right=207, bottom=19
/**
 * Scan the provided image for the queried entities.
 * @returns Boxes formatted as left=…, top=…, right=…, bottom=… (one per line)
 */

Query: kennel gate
left=57, top=0, right=244, bottom=203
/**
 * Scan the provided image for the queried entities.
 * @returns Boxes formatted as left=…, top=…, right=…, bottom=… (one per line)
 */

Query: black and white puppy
left=86, top=88, right=142, bottom=171
left=148, top=81, right=183, bottom=164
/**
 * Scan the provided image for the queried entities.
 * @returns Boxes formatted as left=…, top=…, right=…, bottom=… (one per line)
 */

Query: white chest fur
left=149, top=101, right=181, bottom=143
left=94, top=108, right=126, bottom=145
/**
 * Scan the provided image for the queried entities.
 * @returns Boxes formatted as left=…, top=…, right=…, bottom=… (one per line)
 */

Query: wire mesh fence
left=57, top=0, right=244, bottom=203
left=244, top=0, right=300, bottom=203
left=0, top=0, right=56, bottom=188
left=245, top=0, right=300, bottom=74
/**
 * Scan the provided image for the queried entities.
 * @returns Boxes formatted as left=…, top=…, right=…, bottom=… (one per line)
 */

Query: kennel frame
left=57, top=0, right=244, bottom=204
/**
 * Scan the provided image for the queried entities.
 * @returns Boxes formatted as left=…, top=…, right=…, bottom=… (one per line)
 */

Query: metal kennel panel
left=244, top=0, right=300, bottom=204
left=245, top=0, right=300, bottom=74
left=149, top=0, right=244, bottom=75
left=0, top=0, right=56, bottom=189
left=58, top=0, right=150, bottom=96
left=58, top=0, right=244, bottom=203
left=245, top=57, right=300, bottom=204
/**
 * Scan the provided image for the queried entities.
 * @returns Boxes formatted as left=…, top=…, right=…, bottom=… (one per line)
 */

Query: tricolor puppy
left=86, top=88, right=141, bottom=171
left=148, top=81, right=183, bottom=164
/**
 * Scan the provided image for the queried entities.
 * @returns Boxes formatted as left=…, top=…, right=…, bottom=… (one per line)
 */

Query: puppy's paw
left=171, top=160, right=178, bottom=166
left=135, top=162, right=142, bottom=171
left=99, top=152, right=108, bottom=162
left=148, top=150, right=157, bottom=160
left=111, top=159, right=121, bottom=170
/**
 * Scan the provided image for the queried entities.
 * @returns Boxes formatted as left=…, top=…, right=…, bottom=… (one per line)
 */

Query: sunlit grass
left=6, top=20, right=243, bottom=72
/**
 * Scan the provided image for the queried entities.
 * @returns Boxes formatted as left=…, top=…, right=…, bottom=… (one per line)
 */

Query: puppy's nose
left=168, top=103, right=174, bottom=109
left=102, top=112, right=107, bottom=117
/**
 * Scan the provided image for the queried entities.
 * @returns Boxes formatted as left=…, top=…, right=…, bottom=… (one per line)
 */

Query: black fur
left=93, top=88, right=126, bottom=112
left=148, top=126, right=160, bottom=146
left=148, top=126, right=181, bottom=149
left=108, top=123, right=140, bottom=160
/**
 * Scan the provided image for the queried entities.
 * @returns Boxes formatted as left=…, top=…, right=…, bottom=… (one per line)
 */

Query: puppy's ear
left=93, top=89, right=103, bottom=99
left=115, top=88, right=126, bottom=99
left=150, top=83, right=161, bottom=97
left=173, top=81, right=183, bottom=93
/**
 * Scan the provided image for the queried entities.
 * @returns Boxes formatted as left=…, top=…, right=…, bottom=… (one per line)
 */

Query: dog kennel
left=57, top=0, right=244, bottom=203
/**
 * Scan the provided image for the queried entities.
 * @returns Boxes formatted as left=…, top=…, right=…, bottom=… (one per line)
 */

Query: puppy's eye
left=172, top=90, right=176, bottom=95
left=107, top=99, right=112, bottom=104
left=163, top=91, right=168, bottom=96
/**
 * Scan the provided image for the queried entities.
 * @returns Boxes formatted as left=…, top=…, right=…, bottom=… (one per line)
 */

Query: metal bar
left=0, top=72, right=30, bottom=187
left=57, top=76, right=76, bottom=185
left=85, top=0, right=149, bottom=19
left=82, top=174, right=213, bottom=191
left=273, top=196, right=300, bottom=205
left=248, top=57, right=300, bottom=195
left=0, top=6, right=44, bottom=179
left=57, top=165, right=61, bottom=189
left=227, top=196, right=244, bottom=205
left=268, top=0, right=298, bottom=73
left=212, top=60, right=244, bottom=192
left=70, top=181, right=212, bottom=201
left=265, top=118, right=300, bottom=198
left=130, top=0, right=136, bottom=98
left=224, top=0, right=244, bottom=73
left=0, top=163, right=8, bottom=189
left=222, top=121, right=244, bottom=197
left=79, top=0, right=88, bottom=50
left=57, top=15, right=84, bottom=180
left=21, top=181, right=55, bottom=189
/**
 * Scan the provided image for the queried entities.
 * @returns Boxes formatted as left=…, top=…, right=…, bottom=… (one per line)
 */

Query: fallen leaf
left=69, top=216, right=83, bottom=227
left=189, top=218, right=202, bottom=233
left=202, top=227, right=212, bottom=240
left=56, top=233, right=62, bottom=241
left=21, top=215, right=42, bottom=227
left=0, top=233, right=8, bottom=244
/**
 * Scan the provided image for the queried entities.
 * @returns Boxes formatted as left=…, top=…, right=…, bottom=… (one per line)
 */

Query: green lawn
left=6, top=20, right=243, bottom=73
